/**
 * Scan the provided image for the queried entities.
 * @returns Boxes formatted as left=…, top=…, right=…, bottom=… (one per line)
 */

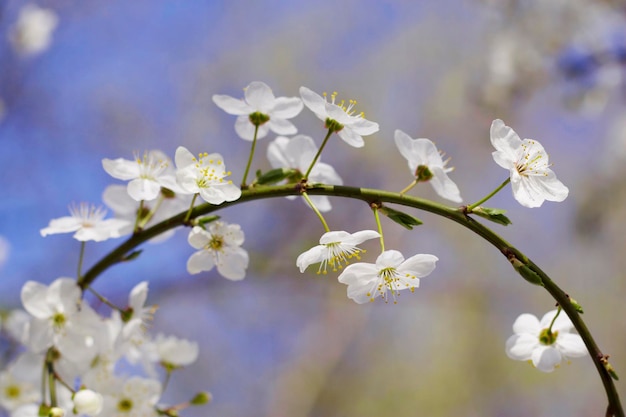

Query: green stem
left=399, top=179, right=418, bottom=196
left=241, top=124, right=260, bottom=188
left=304, top=129, right=333, bottom=179
left=87, top=286, right=123, bottom=310
left=76, top=183, right=623, bottom=417
left=139, top=194, right=164, bottom=229
left=183, top=194, right=198, bottom=224
left=77, top=241, right=86, bottom=280
left=134, top=200, right=145, bottom=232
left=467, top=178, right=511, bottom=212
left=372, top=206, right=385, bottom=252
left=301, top=192, right=330, bottom=232
left=45, top=350, right=57, bottom=407
left=547, top=306, right=562, bottom=334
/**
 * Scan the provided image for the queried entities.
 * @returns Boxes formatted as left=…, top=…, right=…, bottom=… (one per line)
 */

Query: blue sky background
left=1, top=1, right=625, bottom=416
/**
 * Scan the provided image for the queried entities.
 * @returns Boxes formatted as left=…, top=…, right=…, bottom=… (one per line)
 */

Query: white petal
left=398, top=253, right=438, bottom=277
left=40, top=216, right=81, bottom=236
left=531, top=345, right=562, bottom=372
left=244, top=81, right=275, bottom=112
left=337, top=128, right=365, bottom=148
left=127, top=178, right=161, bottom=201
left=299, top=86, right=327, bottom=118
left=102, top=185, right=136, bottom=215
left=187, top=251, right=215, bottom=274
left=129, top=281, right=148, bottom=311
left=375, top=250, right=405, bottom=269
left=556, top=333, right=587, bottom=358
left=21, top=281, right=53, bottom=318
left=337, top=262, right=378, bottom=285
left=394, top=129, right=416, bottom=164
left=267, top=118, right=298, bottom=135
left=307, top=195, right=332, bottom=212
left=512, top=313, right=541, bottom=335
left=430, top=166, right=462, bottom=203
left=217, top=247, right=249, bottom=280
left=235, top=115, right=270, bottom=140
left=490, top=119, right=522, bottom=157
left=174, top=146, right=195, bottom=169
left=267, top=136, right=292, bottom=168
left=187, top=226, right=210, bottom=249
left=212, top=94, right=251, bottom=115
left=271, top=96, right=303, bottom=119
left=49, top=278, right=81, bottom=315
left=348, top=117, right=379, bottom=135
left=505, top=333, right=537, bottom=361
left=296, top=245, right=326, bottom=272
left=102, top=158, right=140, bottom=181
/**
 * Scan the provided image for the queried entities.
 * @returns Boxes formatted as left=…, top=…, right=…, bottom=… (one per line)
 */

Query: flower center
left=192, top=153, right=232, bottom=189
left=317, top=242, right=364, bottom=274
left=515, top=140, right=548, bottom=177
left=538, top=328, right=559, bottom=345
left=134, top=151, right=168, bottom=180
left=117, top=398, right=133, bottom=412
left=52, top=312, right=66, bottom=331
left=249, top=111, right=270, bottom=126
left=415, top=165, right=434, bottom=182
left=207, top=235, right=224, bottom=251
left=69, top=202, right=107, bottom=225
left=5, top=384, right=20, bottom=399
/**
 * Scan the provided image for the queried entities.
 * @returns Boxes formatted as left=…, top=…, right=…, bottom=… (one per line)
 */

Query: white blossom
left=9, top=4, right=58, bottom=56
left=338, top=250, right=438, bottom=304
left=187, top=223, right=248, bottom=280
left=40, top=203, right=130, bottom=242
left=299, top=87, right=379, bottom=148
left=490, top=119, right=569, bottom=208
left=212, top=81, right=303, bottom=140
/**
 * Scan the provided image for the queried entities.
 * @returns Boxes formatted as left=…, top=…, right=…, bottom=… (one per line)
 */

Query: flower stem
left=548, top=306, right=562, bottom=334
left=304, top=129, right=333, bottom=180
left=399, top=179, right=418, bottom=195
left=373, top=206, right=385, bottom=252
left=45, top=349, right=57, bottom=407
left=466, top=177, right=511, bottom=212
left=139, top=194, right=164, bottom=229
left=133, top=200, right=145, bottom=232
left=302, top=192, right=330, bottom=232
left=87, top=285, right=123, bottom=310
left=183, top=194, right=198, bottom=224
left=77, top=241, right=86, bottom=280
left=241, top=124, right=260, bottom=188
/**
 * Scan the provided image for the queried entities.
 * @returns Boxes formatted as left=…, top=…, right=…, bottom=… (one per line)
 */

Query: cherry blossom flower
left=299, top=87, right=379, bottom=148
left=9, top=4, right=58, bottom=56
left=338, top=250, right=438, bottom=304
left=212, top=81, right=303, bottom=140
left=0, top=371, right=40, bottom=412
left=187, top=223, right=248, bottom=280
left=174, top=146, right=241, bottom=205
left=40, top=203, right=130, bottom=242
left=102, top=150, right=178, bottom=202
left=490, top=119, right=569, bottom=208
left=394, top=129, right=462, bottom=203
left=267, top=135, right=343, bottom=212
left=152, top=334, right=199, bottom=369
left=296, top=230, right=380, bottom=274
left=505, top=309, right=587, bottom=372
left=100, top=377, right=161, bottom=417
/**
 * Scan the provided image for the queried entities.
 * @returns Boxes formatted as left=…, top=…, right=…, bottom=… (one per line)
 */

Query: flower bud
left=190, top=391, right=213, bottom=406
left=73, top=389, right=103, bottom=416
left=48, top=407, right=65, bottom=417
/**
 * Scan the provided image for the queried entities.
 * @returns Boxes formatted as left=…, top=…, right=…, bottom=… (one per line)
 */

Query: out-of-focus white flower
left=100, top=377, right=161, bottom=417
left=267, top=135, right=343, bottom=212
left=338, top=250, right=438, bottom=304
left=187, top=223, right=248, bottom=280
left=102, top=150, right=179, bottom=202
left=212, top=81, right=303, bottom=140
left=9, top=4, right=58, bottom=56
left=505, top=309, right=587, bottom=372
left=40, top=203, right=130, bottom=242
left=490, top=119, right=569, bottom=208
left=0, top=371, right=40, bottom=412
left=394, top=129, right=462, bottom=203
left=296, top=230, right=380, bottom=274
left=152, top=334, right=199, bottom=368
left=73, top=389, right=103, bottom=416
left=299, top=87, right=379, bottom=148
left=174, top=146, right=241, bottom=205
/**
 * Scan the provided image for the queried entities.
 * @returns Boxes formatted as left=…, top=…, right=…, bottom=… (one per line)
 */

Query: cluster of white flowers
left=7, top=80, right=591, bottom=417
left=1, top=279, right=200, bottom=417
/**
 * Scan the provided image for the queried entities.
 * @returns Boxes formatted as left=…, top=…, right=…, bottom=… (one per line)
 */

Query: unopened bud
left=48, top=407, right=65, bottom=417
left=510, top=257, right=543, bottom=286
left=190, top=391, right=212, bottom=405
left=73, top=389, right=103, bottom=416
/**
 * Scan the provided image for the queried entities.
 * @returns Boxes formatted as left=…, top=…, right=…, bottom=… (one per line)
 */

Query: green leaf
left=510, top=257, right=544, bottom=286
left=255, top=168, right=299, bottom=185
left=380, top=206, right=423, bottom=230
left=471, top=206, right=512, bottom=226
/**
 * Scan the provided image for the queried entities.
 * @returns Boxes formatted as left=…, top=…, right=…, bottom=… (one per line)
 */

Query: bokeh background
left=1, top=1, right=626, bottom=416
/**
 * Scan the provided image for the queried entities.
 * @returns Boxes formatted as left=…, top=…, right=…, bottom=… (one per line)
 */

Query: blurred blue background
left=1, top=1, right=626, bottom=416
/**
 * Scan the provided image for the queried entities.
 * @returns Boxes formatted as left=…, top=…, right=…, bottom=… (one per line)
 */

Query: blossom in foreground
left=297, top=230, right=380, bottom=274
left=505, top=309, right=587, bottom=372
left=102, top=150, right=178, bottom=202
left=490, top=119, right=569, bottom=208
left=267, top=135, right=343, bottom=212
left=100, top=377, right=161, bottom=417
left=338, top=250, right=438, bottom=304
left=152, top=334, right=199, bottom=369
left=40, top=203, right=130, bottom=242
left=175, top=146, right=241, bottom=205
left=187, top=223, right=248, bottom=280
left=299, top=86, right=379, bottom=148
left=394, top=129, right=462, bottom=203
left=212, top=81, right=303, bottom=140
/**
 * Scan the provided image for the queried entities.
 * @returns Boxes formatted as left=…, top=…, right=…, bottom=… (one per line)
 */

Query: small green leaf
left=471, top=206, right=512, bottom=226
left=256, top=168, right=299, bottom=185
left=122, top=250, right=143, bottom=262
left=569, top=297, right=584, bottom=314
left=380, top=206, right=423, bottom=230
left=510, top=257, right=544, bottom=286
